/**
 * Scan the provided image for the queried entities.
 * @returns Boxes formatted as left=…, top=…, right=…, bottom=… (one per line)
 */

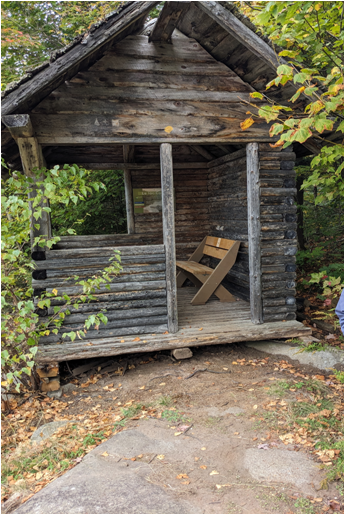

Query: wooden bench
left=176, top=236, right=241, bottom=305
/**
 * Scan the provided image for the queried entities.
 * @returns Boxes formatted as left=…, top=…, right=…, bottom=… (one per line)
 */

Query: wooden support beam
left=160, top=143, right=178, bottom=333
left=149, top=1, right=187, bottom=43
left=3, top=114, right=52, bottom=253
left=123, top=144, right=135, bottom=234
left=246, top=142, right=263, bottom=324
left=2, top=114, right=34, bottom=139
left=190, top=145, right=215, bottom=161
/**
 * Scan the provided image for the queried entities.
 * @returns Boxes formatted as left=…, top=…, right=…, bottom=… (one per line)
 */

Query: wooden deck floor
left=37, top=287, right=311, bottom=363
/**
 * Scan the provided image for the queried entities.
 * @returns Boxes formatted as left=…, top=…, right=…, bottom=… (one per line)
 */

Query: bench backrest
left=203, top=236, right=237, bottom=260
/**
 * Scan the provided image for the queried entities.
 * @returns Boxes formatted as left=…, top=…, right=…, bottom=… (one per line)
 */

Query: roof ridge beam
left=149, top=1, right=189, bottom=43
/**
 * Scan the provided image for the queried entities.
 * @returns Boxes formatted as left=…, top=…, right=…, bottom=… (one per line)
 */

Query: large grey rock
left=31, top=421, right=74, bottom=444
left=245, top=341, right=343, bottom=370
left=17, top=429, right=198, bottom=514
left=244, top=448, right=323, bottom=494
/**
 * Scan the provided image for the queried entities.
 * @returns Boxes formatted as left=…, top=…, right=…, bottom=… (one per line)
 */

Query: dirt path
left=3, top=343, right=344, bottom=514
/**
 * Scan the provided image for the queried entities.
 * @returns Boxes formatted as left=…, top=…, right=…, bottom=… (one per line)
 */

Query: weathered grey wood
left=32, top=111, right=272, bottom=145
left=160, top=143, right=178, bottom=333
left=55, top=162, right=209, bottom=170
left=39, top=323, right=169, bottom=345
left=208, top=148, right=247, bottom=168
left=47, top=296, right=167, bottom=315
left=197, top=1, right=281, bottom=71
left=123, top=144, right=135, bottom=234
left=16, top=134, right=52, bottom=251
left=2, top=114, right=34, bottom=138
left=45, top=262, right=166, bottom=279
left=191, top=145, right=214, bottom=161
left=36, top=288, right=310, bottom=362
left=33, top=271, right=166, bottom=290
left=49, top=288, right=167, bottom=306
left=44, top=244, right=164, bottom=259
left=45, top=279, right=166, bottom=296
left=149, top=1, right=187, bottom=43
left=2, top=2, right=159, bottom=116
left=42, top=306, right=167, bottom=326
left=246, top=142, right=263, bottom=324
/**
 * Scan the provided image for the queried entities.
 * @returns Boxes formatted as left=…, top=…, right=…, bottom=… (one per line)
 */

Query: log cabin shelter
left=1, top=1, right=312, bottom=364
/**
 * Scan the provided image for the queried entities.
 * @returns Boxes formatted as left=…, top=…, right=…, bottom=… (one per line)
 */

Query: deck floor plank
left=37, top=287, right=311, bottom=362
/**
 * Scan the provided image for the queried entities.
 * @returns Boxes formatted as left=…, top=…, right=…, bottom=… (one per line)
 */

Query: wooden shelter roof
left=1, top=1, right=333, bottom=167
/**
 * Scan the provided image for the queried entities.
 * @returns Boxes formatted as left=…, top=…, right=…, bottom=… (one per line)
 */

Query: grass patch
left=1, top=425, right=108, bottom=495
left=113, top=404, right=142, bottom=429
left=157, top=395, right=173, bottom=407
left=294, top=497, right=315, bottom=514
left=288, top=338, right=330, bottom=353
left=268, top=380, right=291, bottom=397
left=332, top=369, right=344, bottom=384
left=161, top=408, right=185, bottom=423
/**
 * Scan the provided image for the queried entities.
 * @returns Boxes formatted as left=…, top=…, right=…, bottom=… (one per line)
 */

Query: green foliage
left=308, top=271, right=343, bottom=301
left=51, top=169, right=126, bottom=236
left=1, top=1, right=123, bottom=88
left=239, top=1, right=344, bottom=209
left=332, top=369, right=344, bottom=384
left=1, top=161, right=121, bottom=391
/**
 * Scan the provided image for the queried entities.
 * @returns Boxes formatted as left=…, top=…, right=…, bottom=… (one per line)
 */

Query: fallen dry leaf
left=156, top=455, right=165, bottom=460
left=176, top=473, right=189, bottom=480
left=101, top=451, right=109, bottom=457
left=210, top=470, right=219, bottom=476
left=200, top=465, right=207, bottom=470
left=253, top=405, right=258, bottom=410
left=139, top=386, right=145, bottom=390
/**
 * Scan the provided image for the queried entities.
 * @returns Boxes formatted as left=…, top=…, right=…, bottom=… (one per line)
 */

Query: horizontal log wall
left=207, top=149, right=250, bottom=301
left=259, top=144, right=297, bottom=322
left=30, top=34, right=271, bottom=144
left=131, top=166, right=210, bottom=261
left=35, top=244, right=168, bottom=344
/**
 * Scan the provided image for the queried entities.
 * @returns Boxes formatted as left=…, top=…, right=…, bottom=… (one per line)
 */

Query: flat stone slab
left=16, top=429, right=198, bottom=514
left=245, top=341, right=343, bottom=370
left=31, top=421, right=74, bottom=444
left=244, top=448, right=323, bottom=494
left=207, top=406, right=245, bottom=417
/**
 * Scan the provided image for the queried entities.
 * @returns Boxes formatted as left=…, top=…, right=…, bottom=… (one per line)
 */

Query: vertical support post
left=123, top=144, right=135, bottom=234
left=160, top=143, right=178, bottom=333
left=2, top=115, right=51, bottom=255
left=246, top=142, right=263, bottom=324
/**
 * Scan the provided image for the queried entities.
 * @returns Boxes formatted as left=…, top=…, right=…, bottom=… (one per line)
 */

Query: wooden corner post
left=160, top=143, right=178, bottom=333
left=246, top=142, right=263, bottom=324
left=2, top=114, right=51, bottom=256
left=123, top=144, right=135, bottom=234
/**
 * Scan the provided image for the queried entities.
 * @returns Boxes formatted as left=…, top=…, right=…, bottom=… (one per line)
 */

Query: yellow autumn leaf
left=240, top=117, right=255, bottom=130
left=101, top=451, right=109, bottom=457
left=52, top=288, right=58, bottom=296
left=164, top=126, right=173, bottom=133
left=156, top=455, right=165, bottom=460
left=210, top=470, right=219, bottom=476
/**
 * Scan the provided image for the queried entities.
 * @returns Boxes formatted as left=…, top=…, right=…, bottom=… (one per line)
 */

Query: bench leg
left=191, top=283, right=235, bottom=305
left=176, top=270, right=188, bottom=288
